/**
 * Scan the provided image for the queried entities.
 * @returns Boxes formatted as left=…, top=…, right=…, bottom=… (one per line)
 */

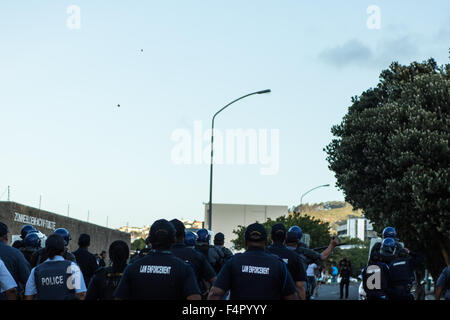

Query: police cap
left=45, top=234, right=65, bottom=251
left=245, top=223, right=267, bottom=242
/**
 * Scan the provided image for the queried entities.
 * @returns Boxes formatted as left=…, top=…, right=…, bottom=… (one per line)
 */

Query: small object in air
left=117, top=104, right=120, bottom=107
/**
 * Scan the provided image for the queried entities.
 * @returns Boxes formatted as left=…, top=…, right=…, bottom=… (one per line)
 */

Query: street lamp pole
left=299, top=184, right=330, bottom=213
left=208, top=89, right=271, bottom=230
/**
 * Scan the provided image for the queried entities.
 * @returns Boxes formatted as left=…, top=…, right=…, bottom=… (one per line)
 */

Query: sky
left=0, top=1, right=449, bottom=229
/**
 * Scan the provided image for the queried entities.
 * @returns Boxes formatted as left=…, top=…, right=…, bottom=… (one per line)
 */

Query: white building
left=204, top=203, right=288, bottom=250
left=337, top=217, right=376, bottom=241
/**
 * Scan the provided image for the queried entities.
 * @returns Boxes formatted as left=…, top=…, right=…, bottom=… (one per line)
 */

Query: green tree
left=131, top=238, right=146, bottom=251
left=325, top=57, right=450, bottom=281
left=231, top=214, right=331, bottom=251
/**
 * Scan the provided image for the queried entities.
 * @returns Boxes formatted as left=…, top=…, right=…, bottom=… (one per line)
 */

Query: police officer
left=11, top=225, right=36, bottom=249
left=170, top=219, right=217, bottom=299
left=208, top=223, right=298, bottom=300
left=114, top=219, right=201, bottom=300
left=213, top=232, right=233, bottom=262
left=0, top=258, right=18, bottom=300
left=184, top=231, right=197, bottom=248
left=24, top=234, right=87, bottom=300
left=86, top=240, right=130, bottom=300
left=31, top=228, right=76, bottom=267
left=267, top=223, right=307, bottom=300
left=435, top=265, right=450, bottom=300
left=20, top=231, right=41, bottom=265
left=289, top=226, right=339, bottom=267
left=195, top=229, right=222, bottom=273
left=72, top=233, right=99, bottom=286
left=0, top=222, right=31, bottom=299
left=369, top=227, right=403, bottom=262
left=380, top=238, right=415, bottom=300
left=361, top=253, right=390, bottom=300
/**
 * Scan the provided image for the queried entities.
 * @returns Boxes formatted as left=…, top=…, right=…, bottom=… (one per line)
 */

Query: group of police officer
left=361, top=226, right=426, bottom=300
left=1, top=220, right=449, bottom=300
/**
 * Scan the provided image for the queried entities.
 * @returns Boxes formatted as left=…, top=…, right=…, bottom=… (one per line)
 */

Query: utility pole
left=67, top=204, right=70, bottom=217
left=7, top=186, right=10, bottom=201
left=39, top=195, right=42, bottom=210
left=87, top=210, right=90, bottom=222
left=106, top=216, right=109, bottom=228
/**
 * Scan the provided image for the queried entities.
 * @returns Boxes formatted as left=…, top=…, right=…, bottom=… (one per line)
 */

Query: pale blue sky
left=0, top=1, right=449, bottom=229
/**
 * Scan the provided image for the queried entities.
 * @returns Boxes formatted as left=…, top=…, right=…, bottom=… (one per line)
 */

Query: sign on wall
left=13, top=212, right=56, bottom=230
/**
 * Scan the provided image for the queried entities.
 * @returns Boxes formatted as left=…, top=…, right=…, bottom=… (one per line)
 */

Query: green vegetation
left=131, top=238, right=146, bottom=251
left=325, top=57, right=450, bottom=281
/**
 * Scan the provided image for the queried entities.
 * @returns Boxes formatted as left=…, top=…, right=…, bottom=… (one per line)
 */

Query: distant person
left=267, top=223, right=306, bottom=300
left=113, top=219, right=201, bottom=300
left=12, top=225, right=36, bottom=250
left=170, top=219, right=216, bottom=299
left=0, top=258, right=18, bottom=300
left=213, top=233, right=233, bottom=263
left=184, top=231, right=197, bottom=248
left=306, top=262, right=318, bottom=299
left=339, top=257, right=352, bottom=299
left=99, top=251, right=107, bottom=267
left=86, top=240, right=130, bottom=300
left=331, top=265, right=338, bottom=283
left=24, top=234, right=86, bottom=300
left=435, top=266, right=450, bottom=300
left=72, top=234, right=99, bottom=286
left=208, top=223, right=298, bottom=300
left=31, top=228, right=76, bottom=267
left=20, top=231, right=41, bottom=265
left=0, top=222, right=31, bottom=299
left=195, top=229, right=222, bottom=273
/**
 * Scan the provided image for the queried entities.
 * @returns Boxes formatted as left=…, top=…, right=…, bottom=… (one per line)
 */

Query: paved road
left=311, top=283, right=360, bottom=300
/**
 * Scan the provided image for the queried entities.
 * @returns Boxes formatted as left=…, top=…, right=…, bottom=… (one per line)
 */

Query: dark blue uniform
left=85, top=266, right=123, bottom=300
left=214, top=247, right=297, bottom=300
left=267, top=244, right=307, bottom=283
left=33, top=260, right=76, bottom=300
left=361, top=262, right=389, bottom=300
left=114, top=250, right=200, bottom=300
left=0, top=241, right=31, bottom=294
left=387, top=256, right=415, bottom=300
left=171, top=243, right=216, bottom=295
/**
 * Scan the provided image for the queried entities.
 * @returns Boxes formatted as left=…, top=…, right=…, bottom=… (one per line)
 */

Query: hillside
left=291, top=201, right=363, bottom=231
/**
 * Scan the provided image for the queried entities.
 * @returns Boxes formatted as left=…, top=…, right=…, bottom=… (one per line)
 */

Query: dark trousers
left=340, top=279, right=349, bottom=299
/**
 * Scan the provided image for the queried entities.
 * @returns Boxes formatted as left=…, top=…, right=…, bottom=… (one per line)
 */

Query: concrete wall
left=0, top=201, right=130, bottom=259
left=204, top=203, right=288, bottom=250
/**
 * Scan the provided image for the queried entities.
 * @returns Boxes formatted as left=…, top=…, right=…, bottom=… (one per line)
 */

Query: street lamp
left=208, top=89, right=271, bottom=230
left=299, top=184, right=330, bottom=214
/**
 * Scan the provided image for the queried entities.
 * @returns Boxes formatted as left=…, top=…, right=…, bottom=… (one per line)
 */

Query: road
left=312, top=282, right=360, bottom=300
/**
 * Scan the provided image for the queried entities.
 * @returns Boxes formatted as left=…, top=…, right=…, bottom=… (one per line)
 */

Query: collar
left=44, top=255, right=65, bottom=263
left=286, top=246, right=296, bottom=251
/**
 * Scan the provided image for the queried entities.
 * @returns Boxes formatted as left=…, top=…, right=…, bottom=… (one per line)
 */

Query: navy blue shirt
left=214, top=247, right=297, bottom=300
left=114, top=250, right=200, bottom=300
left=267, top=244, right=307, bottom=282
left=171, top=243, right=216, bottom=287
left=0, top=241, right=31, bottom=290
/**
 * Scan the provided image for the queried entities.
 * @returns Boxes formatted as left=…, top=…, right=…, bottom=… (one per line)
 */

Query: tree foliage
left=131, top=238, right=146, bottom=251
left=231, top=214, right=331, bottom=251
left=325, top=58, right=450, bottom=280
